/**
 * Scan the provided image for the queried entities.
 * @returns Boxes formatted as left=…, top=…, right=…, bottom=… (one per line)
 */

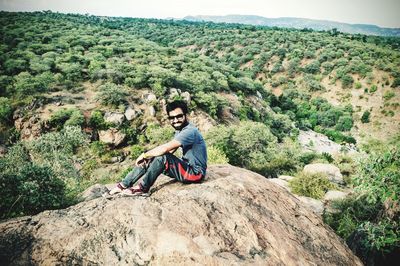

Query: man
left=108, top=100, right=207, bottom=196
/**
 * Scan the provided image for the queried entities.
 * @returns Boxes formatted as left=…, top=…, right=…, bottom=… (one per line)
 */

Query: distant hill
left=183, top=15, right=400, bottom=37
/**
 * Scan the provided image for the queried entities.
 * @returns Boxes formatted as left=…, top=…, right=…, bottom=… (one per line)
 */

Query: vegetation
left=289, top=172, right=337, bottom=199
left=324, top=142, right=400, bottom=265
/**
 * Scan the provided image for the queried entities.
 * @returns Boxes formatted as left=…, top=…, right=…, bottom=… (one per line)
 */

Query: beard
left=172, top=120, right=188, bottom=131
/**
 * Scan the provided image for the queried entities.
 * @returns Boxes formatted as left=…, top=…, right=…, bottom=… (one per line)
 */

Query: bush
left=324, top=144, right=400, bottom=265
left=88, top=110, right=108, bottom=130
left=289, top=172, right=337, bottom=199
left=145, top=123, right=174, bottom=146
left=206, top=121, right=280, bottom=176
left=0, top=162, right=67, bottom=219
left=361, top=110, right=371, bottom=123
left=95, top=83, right=128, bottom=107
left=0, top=97, right=13, bottom=124
left=49, top=108, right=84, bottom=130
left=207, top=146, right=229, bottom=165
left=130, top=144, right=145, bottom=160
left=353, top=144, right=399, bottom=205
left=335, top=115, right=353, bottom=131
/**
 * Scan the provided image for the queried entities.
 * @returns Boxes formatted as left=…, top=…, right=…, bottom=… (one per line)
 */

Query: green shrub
left=206, top=121, right=282, bottom=176
left=49, top=108, right=84, bottom=130
left=341, top=74, right=354, bottom=88
left=95, top=83, right=128, bottom=107
left=361, top=110, right=370, bottom=123
left=369, top=84, right=377, bottom=93
left=88, top=110, right=108, bottom=130
left=90, top=141, right=107, bottom=157
left=335, top=115, right=353, bottom=131
left=0, top=162, right=67, bottom=219
left=81, top=159, right=99, bottom=179
left=0, top=97, right=13, bottom=124
left=324, top=143, right=400, bottom=264
left=145, top=123, right=174, bottom=146
left=383, top=90, right=395, bottom=101
left=207, top=146, right=229, bottom=165
left=26, top=126, right=89, bottom=179
left=353, top=144, right=399, bottom=205
left=289, top=172, right=337, bottom=199
left=194, top=91, right=227, bottom=118
left=130, top=144, right=145, bottom=160
left=299, top=152, right=319, bottom=165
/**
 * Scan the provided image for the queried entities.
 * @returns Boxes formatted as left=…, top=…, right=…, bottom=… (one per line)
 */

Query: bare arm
left=136, top=139, right=181, bottom=166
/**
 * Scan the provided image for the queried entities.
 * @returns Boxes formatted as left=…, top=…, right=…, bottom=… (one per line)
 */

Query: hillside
left=184, top=15, right=400, bottom=37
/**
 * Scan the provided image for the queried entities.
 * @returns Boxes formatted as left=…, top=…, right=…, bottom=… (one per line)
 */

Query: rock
left=189, top=111, right=216, bottom=133
left=14, top=115, right=43, bottom=140
left=124, top=106, right=141, bottom=121
left=304, top=163, right=344, bottom=185
left=324, top=190, right=348, bottom=202
left=269, top=178, right=290, bottom=191
left=104, top=111, right=125, bottom=126
left=0, top=165, right=361, bottom=265
left=145, top=93, right=157, bottom=103
left=298, top=130, right=358, bottom=155
left=148, top=106, right=156, bottom=117
left=98, top=128, right=126, bottom=146
left=278, top=175, right=294, bottom=182
left=168, top=88, right=180, bottom=99
left=80, top=184, right=110, bottom=202
left=295, top=195, right=324, bottom=215
left=181, top=91, right=191, bottom=103
left=256, top=91, right=263, bottom=99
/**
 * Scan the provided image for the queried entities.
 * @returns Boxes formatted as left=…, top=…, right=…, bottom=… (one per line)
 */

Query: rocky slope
left=0, top=165, right=362, bottom=265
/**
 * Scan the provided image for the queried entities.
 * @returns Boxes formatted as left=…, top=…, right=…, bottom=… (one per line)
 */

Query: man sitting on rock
left=108, top=100, right=207, bottom=196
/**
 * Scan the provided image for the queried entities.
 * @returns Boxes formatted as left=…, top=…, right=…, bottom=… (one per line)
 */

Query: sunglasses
left=168, top=113, right=185, bottom=121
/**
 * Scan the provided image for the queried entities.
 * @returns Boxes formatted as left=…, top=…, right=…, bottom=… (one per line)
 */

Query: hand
left=135, top=153, right=149, bottom=166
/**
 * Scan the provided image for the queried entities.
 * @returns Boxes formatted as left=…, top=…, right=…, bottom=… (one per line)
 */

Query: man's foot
left=108, top=183, right=126, bottom=195
left=122, top=184, right=150, bottom=197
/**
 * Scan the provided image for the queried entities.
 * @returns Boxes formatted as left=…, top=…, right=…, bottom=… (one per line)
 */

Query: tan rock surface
left=0, top=165, right=361, bottom=265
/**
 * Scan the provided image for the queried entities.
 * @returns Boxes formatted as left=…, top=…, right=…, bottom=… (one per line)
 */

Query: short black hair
left=166, top=100, right=188, bottom=115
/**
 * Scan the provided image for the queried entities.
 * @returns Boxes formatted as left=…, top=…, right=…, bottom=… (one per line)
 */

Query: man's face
left=168, top=108, right=187, bottom=130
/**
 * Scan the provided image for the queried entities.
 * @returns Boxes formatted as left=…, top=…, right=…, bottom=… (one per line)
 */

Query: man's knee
left=150, top=155, right=167, bottom=166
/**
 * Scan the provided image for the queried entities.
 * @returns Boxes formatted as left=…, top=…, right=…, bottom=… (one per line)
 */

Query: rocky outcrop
left=0, top=165, right=361, bottom=265
left=98, top=128, right=126, bottom=146
left=14, top=115, right=43, bottom=140
left=298, top=130, right=358, bottom=155
left=104, top=112, right=125, bottom=126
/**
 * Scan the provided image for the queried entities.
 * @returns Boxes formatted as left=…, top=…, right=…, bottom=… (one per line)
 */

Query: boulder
left=145, top=93, right=157, bottom=103
left=181, top=91, right=191, bottom=103
left=295, top=195, right=324, bottom=216
left=148, top=106, right=156, bottom=117
left=324, top=190, right=348, bottom=202
left=104, top=112, right=125, bottom=126
left=124, top=106, right=141, bottom=121
left=0, top=165, right=361, bottom=265
left=168, top=88, right=181, bottom=99
left=304, top=163, right=344, bottom=185
left=98, top=128, right=126, bottom=146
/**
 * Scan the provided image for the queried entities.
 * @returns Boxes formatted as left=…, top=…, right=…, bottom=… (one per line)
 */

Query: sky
left=1, top=0, right=399, bottom=28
